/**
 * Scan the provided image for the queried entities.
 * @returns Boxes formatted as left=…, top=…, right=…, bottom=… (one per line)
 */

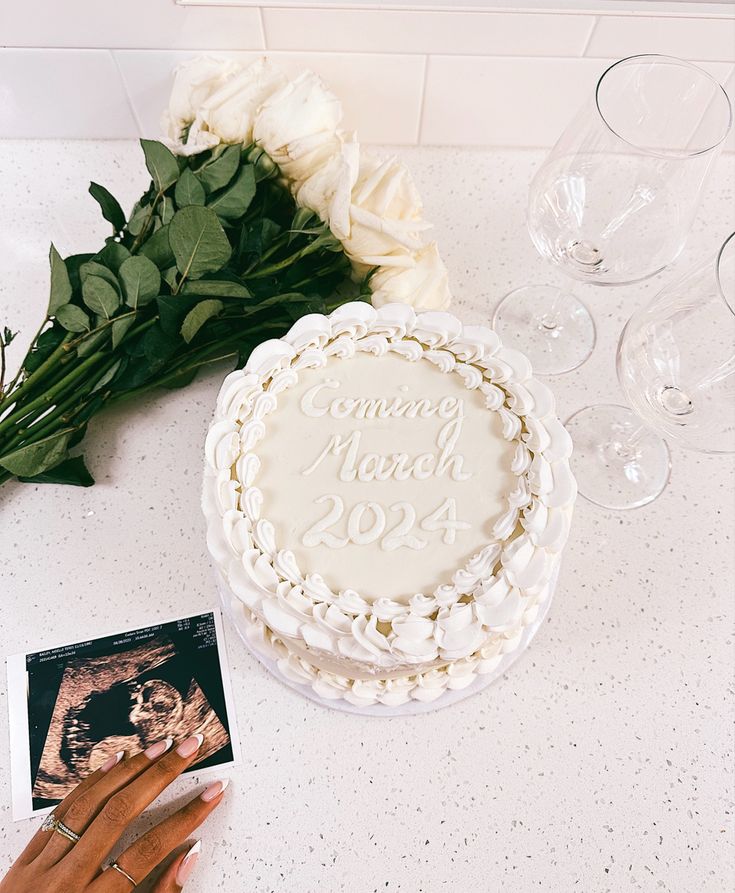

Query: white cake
left=203, top=303, right=576, bottom=707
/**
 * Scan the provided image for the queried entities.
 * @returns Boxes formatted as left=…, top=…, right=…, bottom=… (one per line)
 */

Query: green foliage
left=181, top=299, right=224, bottom=343
left=89, top=182, right=126, bottom=233
left=48, top=244, right=72, bottom=314
left=140, top=139, right=179, bottom=193
left=119, top=256, right=161, bottom=308
left=55, top=304, right=90, bottom=333
left=169, top=206, right=231, bottom=280
left=0, top=140, right=365, bottom=488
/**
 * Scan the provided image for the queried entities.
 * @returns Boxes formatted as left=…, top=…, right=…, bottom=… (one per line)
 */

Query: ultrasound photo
left=8, top=611, right=239, bottom=819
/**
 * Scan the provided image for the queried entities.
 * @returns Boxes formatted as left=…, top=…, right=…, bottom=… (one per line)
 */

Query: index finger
left=65, top=735, right=204, bottom=885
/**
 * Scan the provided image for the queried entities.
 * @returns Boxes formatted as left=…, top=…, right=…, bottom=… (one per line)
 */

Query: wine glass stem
left=538, top=291, right=563, bottom=331
left=607, top=423, right=646, bottom=462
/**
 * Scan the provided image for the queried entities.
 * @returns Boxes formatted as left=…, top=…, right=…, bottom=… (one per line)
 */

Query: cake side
left=203, top=302, right=576, bottom=706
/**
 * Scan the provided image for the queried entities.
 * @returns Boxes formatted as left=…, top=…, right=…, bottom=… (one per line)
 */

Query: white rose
left=189, top=58, right=288, bottom=148
left=340, top=153, right=432, bottom=270
left=252, top=71, right=344, bottom=187
left=370, top=243, right=452, bottom=310
left=295, top=136, right=359, bottom=238
left=163, top=55, right=240, bottom=144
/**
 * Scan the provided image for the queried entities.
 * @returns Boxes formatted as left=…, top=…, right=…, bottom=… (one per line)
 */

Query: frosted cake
left=203, top=302, right=576, bottom=707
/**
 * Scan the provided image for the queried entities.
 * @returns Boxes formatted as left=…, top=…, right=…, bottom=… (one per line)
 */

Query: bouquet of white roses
left=0, top=57, right=451, bottom=490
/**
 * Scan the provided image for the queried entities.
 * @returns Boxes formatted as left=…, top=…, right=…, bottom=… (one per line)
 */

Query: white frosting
left=203, top=302, right=576, bottom=705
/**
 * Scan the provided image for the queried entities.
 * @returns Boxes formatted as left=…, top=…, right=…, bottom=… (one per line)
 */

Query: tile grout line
left=110, top=50, right=144, bottom=138
left=3, top=47, right=735, bottom=65
left=580, top=15, right=599, bottom=58
left=258, top=6, right=268, bottom=51
left=416, top=55, right=429, bottom=146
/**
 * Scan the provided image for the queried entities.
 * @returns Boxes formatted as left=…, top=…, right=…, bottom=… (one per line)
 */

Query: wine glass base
left=565, top=404, right=671, bottom=510
left=493, top=285, right=595, bottom=375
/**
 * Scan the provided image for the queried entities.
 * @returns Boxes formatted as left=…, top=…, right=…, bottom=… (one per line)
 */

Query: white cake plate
left=218, top=563, right=558, bottom=717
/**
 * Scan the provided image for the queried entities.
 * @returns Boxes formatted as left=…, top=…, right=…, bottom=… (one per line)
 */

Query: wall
left=0, top=1, right=733, bottom=148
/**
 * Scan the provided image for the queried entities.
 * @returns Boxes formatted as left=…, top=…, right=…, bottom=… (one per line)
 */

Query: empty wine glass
left=566, top=231, right=735, bottom=510
left=494, top=54, right=733, bottom=375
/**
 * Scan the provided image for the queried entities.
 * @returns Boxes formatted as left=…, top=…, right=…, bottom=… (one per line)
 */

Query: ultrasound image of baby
left=33, top=635, right=230, bottom=801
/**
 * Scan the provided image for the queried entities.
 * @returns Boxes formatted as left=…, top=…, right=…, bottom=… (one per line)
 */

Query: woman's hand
left=1, top=735, right=227, bottom=892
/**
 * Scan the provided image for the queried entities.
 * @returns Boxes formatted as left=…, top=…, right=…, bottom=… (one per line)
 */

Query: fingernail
left=144, top=738, right=173, bottom=760
left=100, top=751, right=125, bottom=773
left=175, top=840, right=201, bottom=887
left=200, top=778, right=229, bottom=803
left=176, top=734, right=204, bottom=758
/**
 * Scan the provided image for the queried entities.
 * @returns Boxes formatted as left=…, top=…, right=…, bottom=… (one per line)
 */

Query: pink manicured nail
left=144, top=738, right=173, bottom=760
left=175, top=841, right=201, bottom=886
left=100, top=751, right=125, bottom=773
left=176, top=734, right=204, bottom=758
left=200, top=778, right=229, bottom=803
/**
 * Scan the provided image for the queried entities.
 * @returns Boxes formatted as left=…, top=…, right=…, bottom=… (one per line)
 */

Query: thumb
left=152, top=841, right=202, bottom=892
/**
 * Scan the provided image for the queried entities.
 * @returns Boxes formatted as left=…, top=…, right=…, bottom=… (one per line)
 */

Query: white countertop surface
left=0, top=141, right=733, bottom=893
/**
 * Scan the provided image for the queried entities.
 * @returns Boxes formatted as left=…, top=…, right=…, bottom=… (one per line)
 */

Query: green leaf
left=244, top=144, right=280, bottom=182
left=175, top=169, right=206, bottom=207
left=55, top=304, right=90, bottom=333
left=82, top=275, right=120, bottom=319
left=17, top=454, right=95, bottom=487
left=181, top=299, right=224, bottom=343
left=160, top=194, right=175, bottom=225
left=0, top=428, right=72, bottom=477
left=169, top=206, right=231, bottom=281
left=161, top=367, right=198, bottom=390
left=63, top=253, right=94, bottom=295
left=80, top=260, right=120, bottom=290
left=289, top=207, right=317, bottom=243
left=156, top=294, right=199, bottom=337
left=140, top=139, right=179, bottom=193
left=119, top=256, right=161, bottom=309
left=126, top=205, right=149, bottom=236
left=161, top=266, right=179, bottom=290
left=180, top=278, right=251, bottom=299
left=92, top=358, right=123, bottom=392
left=208, top=165, right=256, bottom=221
left=89, top=182, right=126, bottom=232
left=196, top=145, right=240, bottom=193
left=95, top=241, right=131, bottom=273
left=141, top=324, right=181, bottom=372
left=48, top=244, right=72, bottom=314
left=111, top=316, right=135, bottom=349
left=139, top=224, right=175, bottom=270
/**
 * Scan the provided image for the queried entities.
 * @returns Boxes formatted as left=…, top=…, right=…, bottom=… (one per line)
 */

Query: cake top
left=203, top=302, right=576, bottom=667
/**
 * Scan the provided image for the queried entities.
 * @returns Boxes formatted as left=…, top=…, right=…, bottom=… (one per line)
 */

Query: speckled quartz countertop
left=0, top=141, right=733, bottom=893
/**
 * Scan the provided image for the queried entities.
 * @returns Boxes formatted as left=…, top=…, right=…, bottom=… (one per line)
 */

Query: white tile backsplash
left=262, top=8, right=596, bottom=57
left=421, top=55, right=734, bottom=147
left=0, top=49, right=137, bottom=139
left=0, top=5, right=732, bottom=148
left=586, top=15, right=735, bottom=63
left=115, top=50, right=425, bottom=144
left=0, top=0, right=265, bottom=50
left=421, top=55, right=610, bottom=147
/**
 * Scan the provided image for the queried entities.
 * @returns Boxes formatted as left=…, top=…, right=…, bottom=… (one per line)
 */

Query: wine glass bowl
left=568, top=231, right=735, bottom=510
left=527, top=55, right=733, bottom=286
left=617, top=231, right=735, bottom=454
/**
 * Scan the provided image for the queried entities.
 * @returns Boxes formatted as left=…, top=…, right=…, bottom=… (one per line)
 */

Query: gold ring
left=41, top=814, right=81, bottom=844
left=108, top=861, right=137, bottom=888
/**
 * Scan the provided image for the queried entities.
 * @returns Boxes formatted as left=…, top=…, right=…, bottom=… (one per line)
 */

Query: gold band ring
left=108, top=861, right=138, bottom=888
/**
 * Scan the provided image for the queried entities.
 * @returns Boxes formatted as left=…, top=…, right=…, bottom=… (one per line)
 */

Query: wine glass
left=566, top=231, right=735, bottom=510
left=494, top=55, right=733, bottom=375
